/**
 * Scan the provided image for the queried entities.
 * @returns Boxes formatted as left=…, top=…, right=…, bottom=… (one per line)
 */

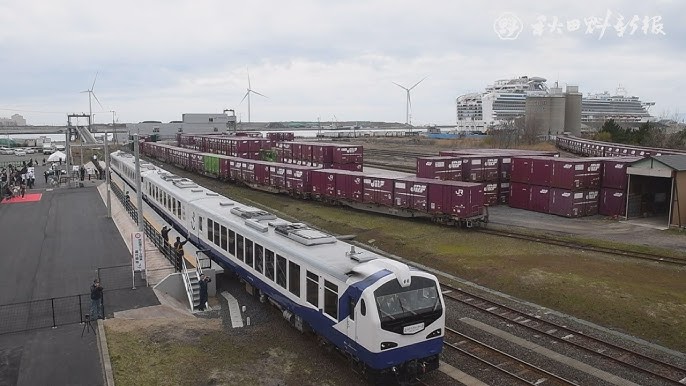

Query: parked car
left=14, top=149, right=26, bottom=156
left=0, top=147, right=14, bottom=155
left=26, top=148, right=36, bottom=154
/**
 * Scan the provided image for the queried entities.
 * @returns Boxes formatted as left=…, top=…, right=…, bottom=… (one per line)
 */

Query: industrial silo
left=564, top=86, right=582, bottom=136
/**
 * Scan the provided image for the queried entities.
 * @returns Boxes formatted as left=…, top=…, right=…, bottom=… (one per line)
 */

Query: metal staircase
left=180, top=251, right=212, bottom=312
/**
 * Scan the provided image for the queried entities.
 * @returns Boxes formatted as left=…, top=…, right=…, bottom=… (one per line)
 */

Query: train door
left=346, top=296, right=358, bottom=351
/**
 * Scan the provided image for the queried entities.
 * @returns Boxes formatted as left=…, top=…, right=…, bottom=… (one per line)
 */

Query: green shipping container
left=203, top=155, right=220, bottom=176
left=260, top=149, right=278, bottom=162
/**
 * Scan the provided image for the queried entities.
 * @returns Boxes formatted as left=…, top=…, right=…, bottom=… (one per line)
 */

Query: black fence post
left=79, top=294, right=83, bottom=323
left=101, top=293, right=105, bottom=320
left=51, top=298, right=56, bottom=329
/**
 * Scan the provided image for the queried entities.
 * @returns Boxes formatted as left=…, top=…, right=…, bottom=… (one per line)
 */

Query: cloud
left=0, top=0, right=683, bottom=125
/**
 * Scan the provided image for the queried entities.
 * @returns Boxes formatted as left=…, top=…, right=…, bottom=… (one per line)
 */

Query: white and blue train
left=110, top=150, right=445, bottom=383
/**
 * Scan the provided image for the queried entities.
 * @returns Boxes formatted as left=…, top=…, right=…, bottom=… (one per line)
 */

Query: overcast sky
left=0, top=0, right=683, bottom=126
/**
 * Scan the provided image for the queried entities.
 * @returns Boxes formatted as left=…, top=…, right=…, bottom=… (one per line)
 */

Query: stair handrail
left=180, top=256, right=195, bottom=310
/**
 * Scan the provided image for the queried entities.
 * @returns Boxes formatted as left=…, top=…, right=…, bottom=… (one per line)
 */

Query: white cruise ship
left=456, top=76, right=549, bottom=132
left=456, top=77, right=654, bottom=132
left=581, top=86, right=654, bottom=122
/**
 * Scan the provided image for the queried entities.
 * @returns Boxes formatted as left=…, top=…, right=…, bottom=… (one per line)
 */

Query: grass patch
left=105, top=318, right=357, bottom=386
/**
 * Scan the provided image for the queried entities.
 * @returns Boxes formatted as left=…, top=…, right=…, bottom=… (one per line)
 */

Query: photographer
left=90, top=279, right=104, bottom=320
left=198, top=274, right=211, bottom=311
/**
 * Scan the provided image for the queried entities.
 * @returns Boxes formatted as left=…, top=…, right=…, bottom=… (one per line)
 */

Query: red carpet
left=1, top=193, right=43, bottom=204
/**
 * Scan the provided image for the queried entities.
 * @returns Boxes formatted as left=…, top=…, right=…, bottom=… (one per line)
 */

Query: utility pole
left=133, top=134, right=143, bottom=231
left=110, top=110, right=118, bottom=145
left=104, top=129, right=111, bottom=218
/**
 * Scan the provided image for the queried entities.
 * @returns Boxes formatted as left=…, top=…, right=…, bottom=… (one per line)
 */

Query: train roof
left=111, top=150, right=413, bottom=284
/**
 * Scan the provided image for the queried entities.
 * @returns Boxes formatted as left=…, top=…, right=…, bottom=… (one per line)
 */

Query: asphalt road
left=0, top=172, right=159, bottom=386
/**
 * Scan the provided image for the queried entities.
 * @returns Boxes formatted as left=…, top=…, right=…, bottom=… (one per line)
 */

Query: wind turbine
left=393, top=77, right=426, bottom=125
left=239, top=70, right=267, bottom=123
left=81, top=72, right=104, bottom=131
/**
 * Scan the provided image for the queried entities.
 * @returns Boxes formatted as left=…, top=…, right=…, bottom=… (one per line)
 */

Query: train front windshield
left=374, top=277, right=442, bottom=326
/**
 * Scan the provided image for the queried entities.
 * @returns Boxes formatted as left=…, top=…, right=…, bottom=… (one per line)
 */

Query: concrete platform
left=0, top=175, right=162, bottom=386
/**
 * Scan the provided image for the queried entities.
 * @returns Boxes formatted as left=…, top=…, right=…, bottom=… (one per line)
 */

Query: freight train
left=556, top=135, right=686, bottom=158
left=109, top=150, right=445, bottom=384
left=140, top=141, right=488, bottom=227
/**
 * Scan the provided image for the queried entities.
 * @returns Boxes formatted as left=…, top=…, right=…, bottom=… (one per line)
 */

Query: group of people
left=1, top=161, right=36, bottom=200
left=161, top=225, right=210, bottom=311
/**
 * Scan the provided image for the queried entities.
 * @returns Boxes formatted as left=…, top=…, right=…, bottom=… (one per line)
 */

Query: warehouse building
left=626, top=155, right=686, bottom=228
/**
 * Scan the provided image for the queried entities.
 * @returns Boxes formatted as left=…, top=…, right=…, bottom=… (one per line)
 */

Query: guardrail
left=181, top=256, right=195, bottom=310
left=110, top=179, right=181, bottom=271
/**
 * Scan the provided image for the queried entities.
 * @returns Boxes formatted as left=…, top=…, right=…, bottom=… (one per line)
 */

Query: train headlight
left=380, top=341, right=398, bottom=350
left=425, top=328, right=442, bottom=339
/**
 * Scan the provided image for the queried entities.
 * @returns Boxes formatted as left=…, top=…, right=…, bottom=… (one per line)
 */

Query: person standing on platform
left=90, top=279, right=104, bottom=320
left=173, top=235, right=188, bottom=257
left=161, top=226, right=170, bottom=243
left=198, top=274, right=210, bottom=311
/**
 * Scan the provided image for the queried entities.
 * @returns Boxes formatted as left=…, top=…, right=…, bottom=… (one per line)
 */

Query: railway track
left=441, top=283, right=686, bottom=385
left=444, top=327, right=578, bottom=385
left=476, top=228, right=686, bottom=266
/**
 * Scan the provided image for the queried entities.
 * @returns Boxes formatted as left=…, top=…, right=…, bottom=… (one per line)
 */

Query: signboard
left=131, top=231, right=146, bottom=272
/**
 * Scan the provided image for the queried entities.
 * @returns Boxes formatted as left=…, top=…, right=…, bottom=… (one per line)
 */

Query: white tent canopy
left=47, top=151, right=66, bottom=162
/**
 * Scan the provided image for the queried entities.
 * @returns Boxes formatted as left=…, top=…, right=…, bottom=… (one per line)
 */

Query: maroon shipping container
left=335, top=170, right=365, bottom=202
left=311, top=169, right=337, bottom=198
left=333, top=163, right=363, bottom=172
left=461, top=156, right=485, bottom=182
left=601, top=157, right=641, bottom=190
left=548, top=188, right=597, bottom=218
left=270, top=165, right=286, bottom=189
left=440, top=149, right=559, bottom=158
left=530, top=185, right=551, bottom=213
left=333, top=145, right=364, bottom=164
left=393, top=177, right=430, bottom=212
left=550, top=158, right=601, bottom=190
left=585, top=190, right=599, bottom=216
left=530, top=157, right=553, bottom=186
left=363, top=176, right=395, bottom=206
left=416, top=157, right=463, bottom=181
left=242, top=161, right=257, bottom=183
left=499, top=182, right=510, bottom=204
left=285, top=165, right=316, bottom=194
left=599, top=188, right=627, bottom=217
left=510, top=157, right=532, bottom=183
left=483, top=182, right=499, bottom=206
left=500, top=157, right=512, bottom=180
left=312, top=144, right=334, bottom=165
left=426, top=180, right=484, bottom=218
left=509, top=182, right=531, bottom=210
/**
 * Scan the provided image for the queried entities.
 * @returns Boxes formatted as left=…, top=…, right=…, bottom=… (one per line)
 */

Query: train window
left=207, top=219, right=213, bottom=241
left=361, top=299, right=366, bottom=316
left=245, top=239, right=253, bottom=267
left=236, top=235, right=244, bottom=261
left=254, top=244, right=264, bottom=274
left=276, top=255, right=287, bottom=288
left=178, top=203, right=182, bottom=218
left=324, top=280, right=338, bottom=320
left=213, top=221, right=220, bottom=246
left=220, top=226, right=227, bottom=250
left=306, top=271, right=318, bottom=307
left=229, top=230, right=235, bottom=256
left=265, top=249, right=275, bottom=281
left=288, top=261, right=300, bottom=297
left=199, top=217, right=203, bottom=232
